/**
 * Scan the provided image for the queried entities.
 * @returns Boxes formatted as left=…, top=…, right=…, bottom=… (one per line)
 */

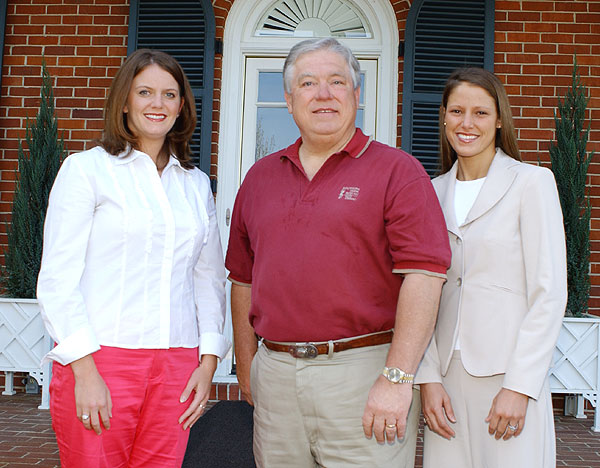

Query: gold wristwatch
left=382, top=366, right=414, bottom=384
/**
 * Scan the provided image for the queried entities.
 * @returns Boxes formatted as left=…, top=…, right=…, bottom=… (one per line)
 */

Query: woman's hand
left=178, top=354, right=218, bottom=430
left=485, top=387, right=529, bottom=440
left=420, top=382, right=456, bottom=440
left=70, top=354, right=112, bottom=435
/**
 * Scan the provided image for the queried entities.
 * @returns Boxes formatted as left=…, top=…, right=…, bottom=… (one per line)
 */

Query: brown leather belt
left=262, top=330, right=394, bottom=359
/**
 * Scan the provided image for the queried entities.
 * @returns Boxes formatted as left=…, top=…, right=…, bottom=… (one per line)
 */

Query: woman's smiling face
left=124, top=63, right=183, bottom=151
left=444, top=82, right=501, bottom=163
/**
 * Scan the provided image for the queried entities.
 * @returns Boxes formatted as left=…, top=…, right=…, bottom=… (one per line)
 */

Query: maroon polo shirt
left=226, top=129, right=450, bottom=342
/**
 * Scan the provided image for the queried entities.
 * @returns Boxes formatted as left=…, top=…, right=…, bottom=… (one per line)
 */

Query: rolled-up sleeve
left=37, top=155, right=100, bottom=365
left=385, top=170, right=451, bottom=278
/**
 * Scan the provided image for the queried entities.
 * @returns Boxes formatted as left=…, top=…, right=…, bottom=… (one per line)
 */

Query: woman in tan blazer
left=416, top=68, right=567, bottom=468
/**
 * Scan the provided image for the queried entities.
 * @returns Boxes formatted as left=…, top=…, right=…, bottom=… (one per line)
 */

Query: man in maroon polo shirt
left=226, top=37, right=451, bottom=468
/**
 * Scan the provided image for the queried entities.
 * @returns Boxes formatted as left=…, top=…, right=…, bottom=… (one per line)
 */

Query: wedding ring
left=199, top=404, right=206, bottom=409
left=81, top=414, right=90, bottom=421
left=507, top=423, right=518, bottom=431
left=386, top=423, right=397, bottom=428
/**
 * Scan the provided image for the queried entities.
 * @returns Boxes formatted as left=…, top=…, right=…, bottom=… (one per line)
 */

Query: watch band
left=382, top=366, right=414, bottom=384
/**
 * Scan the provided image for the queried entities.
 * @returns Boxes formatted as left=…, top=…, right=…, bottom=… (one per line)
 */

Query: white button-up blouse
left=37, top=146, right=230, bottom=365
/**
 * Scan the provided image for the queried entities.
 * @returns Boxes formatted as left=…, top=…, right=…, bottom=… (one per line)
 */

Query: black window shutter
left=402, top=0, right=494, bottom=176
left=128, top=0, right=215, bottom=177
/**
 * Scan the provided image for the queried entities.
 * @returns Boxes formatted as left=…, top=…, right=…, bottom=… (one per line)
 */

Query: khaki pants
left=250, top=342, right=420, bottom=468
left=423, top=351, right=556, bottom=468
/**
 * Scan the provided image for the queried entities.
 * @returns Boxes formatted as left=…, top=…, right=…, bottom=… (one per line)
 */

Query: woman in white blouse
left=416, top=68, right=567, bottom=468
left=37, top=49, right=230, bottom=468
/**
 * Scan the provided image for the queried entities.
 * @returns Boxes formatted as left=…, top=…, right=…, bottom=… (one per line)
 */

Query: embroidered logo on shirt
left=338, top=186, right=360, bottom=201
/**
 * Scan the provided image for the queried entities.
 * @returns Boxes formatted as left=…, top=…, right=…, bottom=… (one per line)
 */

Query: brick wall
left=494, top=1, right=600, bottom=312
left=0, top=0, right=599, bottom=307
left=0, top=0, right=129, bottom=247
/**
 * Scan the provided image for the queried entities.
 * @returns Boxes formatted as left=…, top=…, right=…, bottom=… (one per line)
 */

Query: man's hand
left=231, top=283, right=257, bottom=405
left=420, top=382, right=456, bottom=439
left=71, top=354, right=112, bottom=435
left=485, top=387, right=529, bottom=440
left=362, top=376, right=413, bottom=444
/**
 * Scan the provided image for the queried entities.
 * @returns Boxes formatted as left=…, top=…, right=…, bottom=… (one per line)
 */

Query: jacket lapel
left=462, top=149, right=519, bottom=226
left=433, top=164, right=461, bottom=238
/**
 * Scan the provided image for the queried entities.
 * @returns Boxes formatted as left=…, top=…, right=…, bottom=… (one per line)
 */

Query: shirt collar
left=113, top=146, right=191, bottom=173
left=279, top=128, right=372, bottom=163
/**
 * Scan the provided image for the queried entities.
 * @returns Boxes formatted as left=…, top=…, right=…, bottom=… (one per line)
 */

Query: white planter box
left=549, top=316, right=600, bottom=431
left=0, top=298, right=52, bottom=409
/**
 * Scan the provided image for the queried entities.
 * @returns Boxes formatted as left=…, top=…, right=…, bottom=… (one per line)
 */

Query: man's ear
left=284, top=92, right=293, bottom=114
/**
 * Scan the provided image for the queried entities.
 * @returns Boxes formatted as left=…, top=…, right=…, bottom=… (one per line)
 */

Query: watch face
left=388, top=368, right=401, bottom=382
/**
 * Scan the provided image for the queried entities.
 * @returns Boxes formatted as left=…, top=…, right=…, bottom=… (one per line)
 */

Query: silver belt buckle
left=290, top=343, right=318, bottom=359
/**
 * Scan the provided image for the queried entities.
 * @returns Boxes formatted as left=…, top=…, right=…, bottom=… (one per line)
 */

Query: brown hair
left=439, top=67, right=521, bottom=174
left=99, top=49, right=196, bottom=169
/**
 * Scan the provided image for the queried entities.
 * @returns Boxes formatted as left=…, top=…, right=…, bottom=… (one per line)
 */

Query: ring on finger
left=199, top=404, right=206, bottom=409
left=507, top=423, right=518, bottom=431
left=81, top=414, right=90, bottom=421
left=386, top=423, right=397, bottom=429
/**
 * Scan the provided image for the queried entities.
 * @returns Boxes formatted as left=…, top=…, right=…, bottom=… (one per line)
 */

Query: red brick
left=506, top=53, right=540, bottom=64
left=495, top=22, right=523, bottom=32
left=43, top=46, right=76, bottom=55
left=76, top=25, right=109, bottom=36
left=558, top=23, right=591, bottom=34
left=524, top=43, right=556, bottom=54
left=10, top=46, right=43, bottom=56
left=93, top=15, right=126, bottom=25
left=46, top=4, right=78, bottom=14
left=45, top=25, right=77, bottom=35
left=496, top=1, right=521, bottom=11
left=74, top=67, right=108, bottom=78
left=28, top=35, right=59, bottom=46
left=57, top=56, right=89, bottom=67
left=91, top=36, right=125, bottom=46
left=556, top=1, right=589, bottom=12
left=506, top=32, right=540, bottom=42
left=109, top=25, right=129, bottom=36
left=575, top=34, right=600, bottom=45
left=558, top=44, right=591, bottom=55
left=78, top=5, right=111, bottom=15
left=541, top=54, right=578, bottom=64
left=508, top=11, right=541, bottom=22
left=522, top=1, right=555, bottom=11
left=541, top=33, right=575, bottom=43
left=524, top=22, right=557, bottom=33
left=60, top=36, right=92, bottom=46
left=74, top=88, right=106, bottom=98
left=496, top=42, right=523, bottom=53
left=12, top=25, right=44, bottom=35
left=2, top=56, right=26, bottom=66
left=506, top=74, right=540, bottom=85
left=62, top=15, right=93, bottom=25
left=14, top=5, right=46, bottom=15
left=29, top=15, right=62, bottom=25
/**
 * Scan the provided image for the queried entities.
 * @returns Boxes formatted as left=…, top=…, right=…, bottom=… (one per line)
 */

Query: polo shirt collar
left=279, top=128, right=372, bottom=163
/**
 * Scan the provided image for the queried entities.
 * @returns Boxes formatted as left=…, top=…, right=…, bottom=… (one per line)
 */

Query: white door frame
left=214, top=0, right=398, bottom=380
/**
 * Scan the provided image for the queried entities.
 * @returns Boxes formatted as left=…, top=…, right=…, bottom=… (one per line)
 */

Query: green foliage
left=549, top=58, right=594, bottom=317
left=2, top=61, right=65, bottom=298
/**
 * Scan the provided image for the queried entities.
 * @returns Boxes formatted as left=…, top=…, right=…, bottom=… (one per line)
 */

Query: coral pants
left=50, top=346, right=199, bottom=468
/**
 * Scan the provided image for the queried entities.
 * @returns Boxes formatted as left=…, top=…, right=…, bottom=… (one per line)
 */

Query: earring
left=443, top=122, right=447, bottom=126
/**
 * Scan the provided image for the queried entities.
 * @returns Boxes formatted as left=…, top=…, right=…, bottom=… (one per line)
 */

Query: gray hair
left=283, top=38, right=361, bottom=94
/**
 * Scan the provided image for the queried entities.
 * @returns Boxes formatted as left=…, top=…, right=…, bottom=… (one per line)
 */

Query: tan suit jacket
left=416, top=149, right=567, bottom=400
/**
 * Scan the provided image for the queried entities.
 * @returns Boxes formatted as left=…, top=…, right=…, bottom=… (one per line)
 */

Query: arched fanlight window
left=255, top=0, right=372, bottom=38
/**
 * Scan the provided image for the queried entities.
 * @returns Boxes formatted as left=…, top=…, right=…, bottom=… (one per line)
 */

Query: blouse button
left=456, top=237, right=462, bottom=245
left=456, top=277, right=462, bottom=287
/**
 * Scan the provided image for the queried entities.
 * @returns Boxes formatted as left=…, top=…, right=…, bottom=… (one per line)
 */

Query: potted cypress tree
left=0, top=61, right=65, bottom=408
left=547, top=58, right=599, bottom=431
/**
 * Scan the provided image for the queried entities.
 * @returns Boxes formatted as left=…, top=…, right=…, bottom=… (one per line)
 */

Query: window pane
left=258, top=72, right=285, bottom=102
left=256, top=107, right=299, bottom=161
